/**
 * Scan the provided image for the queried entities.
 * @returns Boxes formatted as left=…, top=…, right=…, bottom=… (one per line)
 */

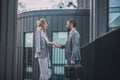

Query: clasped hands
left=52, top=42, right=75, bottom=64
left=53, top=42, right=61, bottom=48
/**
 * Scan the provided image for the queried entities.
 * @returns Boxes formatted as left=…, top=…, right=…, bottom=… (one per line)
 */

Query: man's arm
left=54, top=42, right=65, bottom=48
left=71, top=32, right=80, bottom=62
left=60, top=45, right=65, bottom=48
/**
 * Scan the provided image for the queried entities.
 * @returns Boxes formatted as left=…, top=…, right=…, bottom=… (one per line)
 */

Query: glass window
left=109, top=0, right=120, bottom=30
left=109, top=0, right=120, bottom=7
left=52, top=32, right=68, bottom=76
left=25, top=33, right=34, bottom=47
left=23, top=32, right=34, bottom=80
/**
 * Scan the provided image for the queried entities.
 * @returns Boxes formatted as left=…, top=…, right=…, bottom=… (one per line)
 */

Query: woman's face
left=37, top=21, right=40, bottom=27
left=43, top=21, right=48, bottom=30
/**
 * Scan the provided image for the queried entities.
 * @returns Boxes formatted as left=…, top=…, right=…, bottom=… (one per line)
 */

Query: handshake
left=48, top=42, right=61, bottom=48
left=53, top=42, right=61, bottom=48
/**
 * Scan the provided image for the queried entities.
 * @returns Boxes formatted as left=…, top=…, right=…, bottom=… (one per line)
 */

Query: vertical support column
left=90, top=0, right=108, bottom=42
left=0, top=0, right=18, bottom=80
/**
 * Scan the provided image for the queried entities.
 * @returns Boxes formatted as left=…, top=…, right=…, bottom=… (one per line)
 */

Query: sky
left=18, top=0, right=77, bottom=10
left=19, top=0, right=52, bottom=9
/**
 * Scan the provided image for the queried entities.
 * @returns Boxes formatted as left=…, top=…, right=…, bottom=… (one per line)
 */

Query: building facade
left=17, top=9, right=89, bottom=80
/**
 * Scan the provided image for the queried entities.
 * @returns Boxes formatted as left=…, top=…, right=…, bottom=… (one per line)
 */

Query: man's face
left=66, top=21, right=71, bottom=32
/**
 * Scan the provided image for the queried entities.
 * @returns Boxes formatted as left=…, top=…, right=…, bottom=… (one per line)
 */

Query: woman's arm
left=47, top=42, right=62, bottom=48
left=48, top=42, right=56, bottom=45
left=48, top=41, right=66, bottom=48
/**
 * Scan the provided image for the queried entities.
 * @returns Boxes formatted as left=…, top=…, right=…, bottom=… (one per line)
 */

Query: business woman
left=35, top=18, right=56, bottom=80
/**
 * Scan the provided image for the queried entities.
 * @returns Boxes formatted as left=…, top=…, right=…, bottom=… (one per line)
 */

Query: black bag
left=64, top=64, right=82, bottom=78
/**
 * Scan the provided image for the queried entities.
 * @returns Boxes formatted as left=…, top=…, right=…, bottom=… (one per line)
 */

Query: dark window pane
left=23, top=32, right=34, bottom=80
left=109, top=7, right=120, bottom=12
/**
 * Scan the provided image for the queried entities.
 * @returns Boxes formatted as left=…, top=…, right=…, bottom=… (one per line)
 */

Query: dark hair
left=45, top=19, right=49, bottom=24
left=68, top=19, right=76, bottom=27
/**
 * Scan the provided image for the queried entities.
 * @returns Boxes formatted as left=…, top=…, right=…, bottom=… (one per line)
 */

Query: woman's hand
left=54, top=42, right=61, bottom=48
left=48, top=42, right=61, bottom=48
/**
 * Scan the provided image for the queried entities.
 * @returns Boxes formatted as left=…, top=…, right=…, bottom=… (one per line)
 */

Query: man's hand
left=70, top=60, right=75, bottom=64
left=54, top=42, right=61, bottom=48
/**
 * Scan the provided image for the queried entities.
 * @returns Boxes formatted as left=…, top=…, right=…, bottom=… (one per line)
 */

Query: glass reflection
left=109, top=0, right=120, bottom=30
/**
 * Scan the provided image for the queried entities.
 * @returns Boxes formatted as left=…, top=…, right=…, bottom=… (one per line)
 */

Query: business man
left=55, top=19, right=81, bottom=65
left=55, top=19, right=82, bottom=80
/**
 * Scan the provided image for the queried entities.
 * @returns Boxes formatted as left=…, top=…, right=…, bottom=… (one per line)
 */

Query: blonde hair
left=39, top=18, right=46, bottom=27
left=36, top=18, right=47, bottom=30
